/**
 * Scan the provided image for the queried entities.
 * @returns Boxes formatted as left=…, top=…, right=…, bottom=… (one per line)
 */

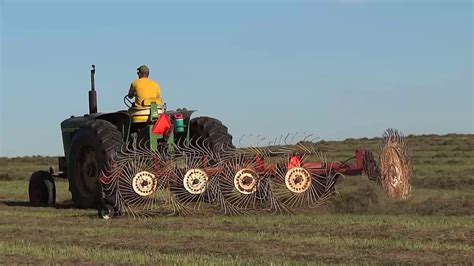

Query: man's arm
left=127, top=83, right=135, bottom=98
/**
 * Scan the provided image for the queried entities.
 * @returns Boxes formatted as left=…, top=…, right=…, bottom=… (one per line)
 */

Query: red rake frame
left=99, top=129, right=411, bottom=218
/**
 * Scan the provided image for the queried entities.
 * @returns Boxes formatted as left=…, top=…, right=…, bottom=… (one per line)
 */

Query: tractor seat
left=128, top=98, right=164, bottom=123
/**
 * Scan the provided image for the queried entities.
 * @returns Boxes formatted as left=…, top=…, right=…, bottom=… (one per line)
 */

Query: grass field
left=0, top=134, right=473, bottom=264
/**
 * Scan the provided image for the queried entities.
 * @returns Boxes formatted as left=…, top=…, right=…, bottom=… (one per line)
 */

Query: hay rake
left=98, top=129, right=411, bottom=219
left=26, top=67, right=412, bottom=216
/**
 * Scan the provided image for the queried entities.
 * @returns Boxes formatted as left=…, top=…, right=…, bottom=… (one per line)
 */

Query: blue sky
left=1, top=0, right=472, bottom=157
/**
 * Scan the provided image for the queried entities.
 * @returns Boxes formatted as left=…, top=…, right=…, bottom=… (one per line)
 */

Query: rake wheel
left=217, top=152, right=272, bottom=215
left=379, top=129, right=412, bottom=200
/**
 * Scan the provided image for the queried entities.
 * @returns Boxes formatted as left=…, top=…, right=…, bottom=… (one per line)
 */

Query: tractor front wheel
left=29, top=170, right=56, bottom=207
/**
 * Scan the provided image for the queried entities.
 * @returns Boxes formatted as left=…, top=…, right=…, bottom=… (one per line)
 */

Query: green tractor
left=28, top=65, right=234, bottom=208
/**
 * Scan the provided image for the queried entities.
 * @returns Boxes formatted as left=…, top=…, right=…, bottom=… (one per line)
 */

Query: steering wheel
left=123, top=95, right=133, bottom=108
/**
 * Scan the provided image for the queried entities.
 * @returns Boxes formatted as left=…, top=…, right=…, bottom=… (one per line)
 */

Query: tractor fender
left=61, top=111, right=131, bottom=161
left=168, top=108, right=196, bottom=120
left=96, top=111, right=132, bottom=143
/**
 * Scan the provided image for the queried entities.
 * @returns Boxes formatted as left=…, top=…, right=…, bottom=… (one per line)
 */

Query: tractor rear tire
left=67, top=120, right=123, bottom=209
left=29, top=170, right=56, bottom=207
left=189, top=116, right=235, bottom=152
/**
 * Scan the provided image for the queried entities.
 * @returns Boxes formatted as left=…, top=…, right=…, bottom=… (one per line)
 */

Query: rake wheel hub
left=383, top=146, right=405, bottom=189
left=285, top=167, right=311, bottom=193
left=132, top=171, right=157, bottom=197
left=234, top=168, right=259, bottom=194
left=390, top=164, right=402, bottom=187
left=183, top=169, right=208, bottom=195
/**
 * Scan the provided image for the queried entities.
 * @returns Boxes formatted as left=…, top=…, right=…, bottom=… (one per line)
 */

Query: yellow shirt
left=129, top=78, right=162, bottom=107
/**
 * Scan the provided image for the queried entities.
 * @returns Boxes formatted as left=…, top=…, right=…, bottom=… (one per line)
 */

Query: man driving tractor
left=127, top=65, right=162, bottom=107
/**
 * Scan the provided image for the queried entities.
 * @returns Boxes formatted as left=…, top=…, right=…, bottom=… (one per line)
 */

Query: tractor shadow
left=2, top=200, right=77, bottom=209
left=2, top=200, right=101, bottom=219
left=3, top=201, right=30, bottom=207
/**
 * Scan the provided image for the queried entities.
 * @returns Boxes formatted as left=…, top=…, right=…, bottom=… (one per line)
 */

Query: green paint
left=150, top=102, right=159, bottom=122
left=174, top=118, right=185, bottom=133
left=149, top=126, right=160, bottom=151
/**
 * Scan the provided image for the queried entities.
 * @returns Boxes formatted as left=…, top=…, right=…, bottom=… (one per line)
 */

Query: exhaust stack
left=89, top=65, right=98, bottom=114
